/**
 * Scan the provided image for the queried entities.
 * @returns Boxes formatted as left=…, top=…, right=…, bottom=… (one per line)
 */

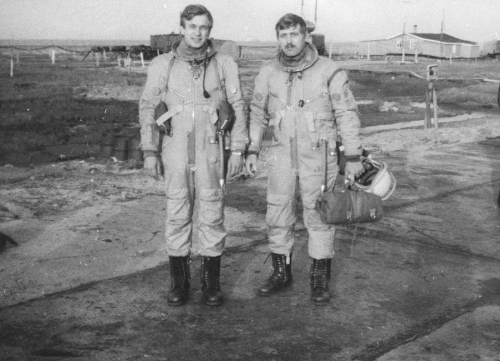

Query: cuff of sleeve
left=143, top=150, right=159, bottom=159
left=231, top=146, right=246, bottom=152
left=246, top=150, right=259, bottom=157
left=247, top=142, right=261, bottom=154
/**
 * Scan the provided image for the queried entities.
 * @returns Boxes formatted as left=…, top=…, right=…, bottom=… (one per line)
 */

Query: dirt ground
left=1, top=53, right=500, bottom=360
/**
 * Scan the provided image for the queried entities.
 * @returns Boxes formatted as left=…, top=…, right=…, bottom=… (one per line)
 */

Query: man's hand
left=227, top=153, right=244, bottom=179
left=144, top=156, right=162, bottom=181
left=344, top=161, right=364, bottom=184
left=245, top=154, right=258, bottom=177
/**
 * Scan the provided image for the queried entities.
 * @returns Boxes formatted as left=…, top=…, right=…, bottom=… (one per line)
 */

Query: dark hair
left=275, top=13, right=307, bottom=37
left=180, top=4, right=213, bottom=29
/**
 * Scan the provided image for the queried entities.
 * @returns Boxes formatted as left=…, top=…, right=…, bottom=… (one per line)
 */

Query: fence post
left=10, top=57, right=14, bottom=77
left=367, top=43, right=370, bottom=61
left=51, top=49, right=56, bottom=65
left=424, top=84, right=431, bottom=129
left=432, top=85, right=439, bottom=128
left=497, top=83, right=500, bottom=108
left=140, top=52, right=145, bottom=67
left=96, top=52, right=100, bottom=67
left=329, top=44, right=332, bottom=59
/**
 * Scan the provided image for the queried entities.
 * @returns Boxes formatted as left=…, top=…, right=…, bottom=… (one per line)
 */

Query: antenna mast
left=314, top=0, right=318, bottom=29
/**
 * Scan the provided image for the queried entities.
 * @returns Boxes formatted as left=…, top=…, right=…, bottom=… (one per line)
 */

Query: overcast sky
left=1, top=0, right=499, bottom=44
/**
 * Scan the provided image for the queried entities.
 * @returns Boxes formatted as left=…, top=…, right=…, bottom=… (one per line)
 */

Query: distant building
left=359, top=27, right=480, bottom=59
left=150, top=33, right=182, bottom=53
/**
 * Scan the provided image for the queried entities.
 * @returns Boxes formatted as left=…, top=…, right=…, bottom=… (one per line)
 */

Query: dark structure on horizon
left=150, top=33, right=241, bottom=60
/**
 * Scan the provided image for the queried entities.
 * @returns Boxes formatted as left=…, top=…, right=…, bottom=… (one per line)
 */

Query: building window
left=396, top=40, right=402, bottom=48
left=410, top=40, right=416, bottom=49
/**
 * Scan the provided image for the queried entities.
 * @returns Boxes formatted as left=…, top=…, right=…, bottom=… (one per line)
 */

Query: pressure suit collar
left=275, top=42, right=319, bottom=73
left=172, top=38, right=217, bottom=62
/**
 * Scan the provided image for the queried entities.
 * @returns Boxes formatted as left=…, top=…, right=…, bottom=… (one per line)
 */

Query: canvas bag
left=317, top=186, right=383, bottom=225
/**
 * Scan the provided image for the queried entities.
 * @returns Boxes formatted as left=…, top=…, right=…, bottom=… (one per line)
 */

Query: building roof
left=411, top=33, right=477, bottom=45
left=361, top=32, right=478, bottom=46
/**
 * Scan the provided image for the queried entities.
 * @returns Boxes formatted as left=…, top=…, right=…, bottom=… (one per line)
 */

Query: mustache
left=285, top=44, right=296, bottom=49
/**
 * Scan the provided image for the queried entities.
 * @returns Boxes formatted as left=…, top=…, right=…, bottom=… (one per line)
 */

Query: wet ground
left=1, top=137, right=500, bottom=361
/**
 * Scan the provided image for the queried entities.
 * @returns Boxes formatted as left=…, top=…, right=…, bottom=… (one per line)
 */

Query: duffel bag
left=317, top=187, right=383, bottom=225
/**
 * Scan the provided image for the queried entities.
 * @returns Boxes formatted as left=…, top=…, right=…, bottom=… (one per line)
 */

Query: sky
left=1, top=0, right=499, bottom=45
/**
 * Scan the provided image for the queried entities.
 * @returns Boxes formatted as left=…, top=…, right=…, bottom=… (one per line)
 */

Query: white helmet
left=350, top=157, right=396, bottom=200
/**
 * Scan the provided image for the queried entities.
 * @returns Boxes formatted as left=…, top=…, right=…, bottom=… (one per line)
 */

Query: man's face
left=277, top=25, right=306, bottom=57
left=181, top=14, right=211, bottom=49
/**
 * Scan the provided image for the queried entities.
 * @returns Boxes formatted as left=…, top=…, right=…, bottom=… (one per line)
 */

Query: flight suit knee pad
left=166, top=188, right=192, bottom=227
left=266, top=193, right=296, bottom=228
left=199, top=188, right=224, bottom=226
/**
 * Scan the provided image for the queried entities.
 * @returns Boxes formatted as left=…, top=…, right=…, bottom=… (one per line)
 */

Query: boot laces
left=312, top=260, right=328, bottom=288
left=171, top=258, right=190, bottom=289
left=202, top=258, right=221, bottom=290
left=268, top=254, right=287, bottom=283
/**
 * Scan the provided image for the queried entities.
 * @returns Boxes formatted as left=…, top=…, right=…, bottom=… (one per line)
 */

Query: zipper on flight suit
left=188, top=62, right=200, bottom=169
left=286, top=72, right=299, bottom=170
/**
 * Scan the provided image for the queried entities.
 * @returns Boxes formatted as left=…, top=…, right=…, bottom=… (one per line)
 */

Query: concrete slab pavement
left=1, top=139, right=500, bottom=360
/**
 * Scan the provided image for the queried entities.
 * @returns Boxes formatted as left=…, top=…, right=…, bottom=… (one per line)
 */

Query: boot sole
left=203, top=296, right=223, bottom=307
left=257, top=283, right=293, bottom=297
left=205, top=300, right=223, bottom=307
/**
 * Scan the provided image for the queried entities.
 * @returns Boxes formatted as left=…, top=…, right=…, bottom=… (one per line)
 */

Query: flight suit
left=139, top=40, right=247, bottom=257
left=248, top=43, right=361, bottom=259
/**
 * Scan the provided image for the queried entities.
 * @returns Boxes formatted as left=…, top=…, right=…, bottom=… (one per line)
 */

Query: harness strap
left=210, top=56, right=226, bottom=101
left=164, top=56, right=176, bottom=93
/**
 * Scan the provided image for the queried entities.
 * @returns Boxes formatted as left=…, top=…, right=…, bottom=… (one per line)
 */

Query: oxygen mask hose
left=321, top=139, right=327, bottom=193
left=203, top=52, right=210, bottom=99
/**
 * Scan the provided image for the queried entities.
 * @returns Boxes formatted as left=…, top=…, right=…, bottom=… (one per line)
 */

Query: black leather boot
left=310, top=258, right=332, bottom=305
left=167, top=256, right=190, bottom=307
left=201, top=256, right=223, bottom=306
left=257, top=253, right=293, bottom=296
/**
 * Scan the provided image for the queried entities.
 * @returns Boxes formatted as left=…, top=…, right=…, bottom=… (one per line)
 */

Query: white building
left=359, top=30, right=480, bottom=59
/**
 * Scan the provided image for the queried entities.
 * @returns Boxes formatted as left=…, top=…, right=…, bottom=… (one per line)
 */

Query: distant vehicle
left=304, top=20, right=327, bottom=56
left=483, top=40, right=500, bottom=58
left=311, top=34, right=327, bottom=56
left=111, top=46, right=127, bottom=52
left=90, top=46, right=110, bottom=53
left=151, top=33, right=182, bottom=54
left=129, top=45, right=156, bottom=60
